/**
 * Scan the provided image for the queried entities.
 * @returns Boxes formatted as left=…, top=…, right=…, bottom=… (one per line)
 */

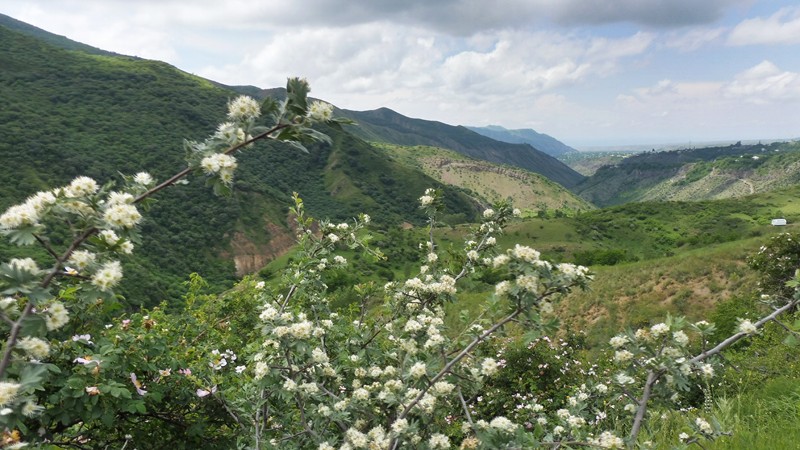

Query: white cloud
left=728, top=6, right=800, bottom=45
left=199, top=25, right=653, bottom=121
left=7, top=0, right=749, bottom=40
left=723, top=60, right=800, bottom=103
left=551, top=0, right=747, bottom=27
left=664, top=27, right=726, bottom=51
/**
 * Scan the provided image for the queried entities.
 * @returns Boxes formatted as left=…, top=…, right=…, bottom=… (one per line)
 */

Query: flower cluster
left=213, top=122, right=249, bottom=145
left=307, top=101, right=334, bottom=122
left=209, top=349, right=238, bottom=370
left=200, top=153, right=238, bottom=185
left=227, top=95, right=261, bottom=121
left=0, top=190, right=56, bottom=230
left=16, top=337, right=50, bottom=360
left=91, top=260, right=123, bottom=291
left=419, top=188, right=436, bottom=208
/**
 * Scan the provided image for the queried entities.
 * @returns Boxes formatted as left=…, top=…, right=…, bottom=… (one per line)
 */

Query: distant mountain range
left=466, top=125, right=578, bottom=157
left=575, top=141, right=800, bottom=206
left=337, top=108, right=584, bottom=188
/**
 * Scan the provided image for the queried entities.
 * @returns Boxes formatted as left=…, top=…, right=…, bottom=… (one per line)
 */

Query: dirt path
left=740, top=178, right=754, bottom=194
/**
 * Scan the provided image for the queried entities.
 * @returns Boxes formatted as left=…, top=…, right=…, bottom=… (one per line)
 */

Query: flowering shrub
left=0, top=77, right=799, bottom=449
left=747, top=232, right=800, bottom=298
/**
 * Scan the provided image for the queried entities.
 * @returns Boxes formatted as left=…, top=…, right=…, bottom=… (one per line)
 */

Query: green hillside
left=0, top=23, right=478, bottom=307
left=338, top=107, right=585, bottom=189
left=0, top=12, right=117, bottom=56
left=576, top=141, right=800, bottom=206
left=375, top=142, right=592, bottom=215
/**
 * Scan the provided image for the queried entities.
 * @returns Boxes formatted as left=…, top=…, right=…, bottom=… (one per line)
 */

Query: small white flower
left=695, top=417, right=712, bottom=434
left=480, top=358, right=498, bottom=376
left=103, top=203, right=142, bottom=229
left=133, top=172, right=154, bottom=186
left=227, top=96, right=261, bottom=120
left=609, top=335, right=629, bottom=349
left=307, top=101, right=334, bottom=122
left=737, top=318, right=758, bottom=335
left=614, top=350, right=634, bottom=363
left=391, top=418, right=409, bottom=434
left=409, top=361, right=427, bottom=379
left=428, top=433, right=450, bottom=449
left=91, top=261, right=123, bottom=291
left=650, top=323, right=670, bottom=337
left=673, top=330, right=689, bottom=346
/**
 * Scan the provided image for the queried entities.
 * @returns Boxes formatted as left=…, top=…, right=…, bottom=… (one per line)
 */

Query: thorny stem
left=771, top=318, right=800, bottom=336
left=629, top=370, right=663, bottom=443
left=690, top=297, right=800, bottom=364
left=457, top=386, right=474, bottom=426
left=628, top=297, right=800, bottom=446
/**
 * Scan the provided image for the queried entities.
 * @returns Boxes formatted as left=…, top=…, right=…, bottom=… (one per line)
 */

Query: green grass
left=638, top=377, right=800, bottom=449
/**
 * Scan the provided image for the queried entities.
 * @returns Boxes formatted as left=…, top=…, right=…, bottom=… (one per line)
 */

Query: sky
left=2, top=1, right=799, bottom=148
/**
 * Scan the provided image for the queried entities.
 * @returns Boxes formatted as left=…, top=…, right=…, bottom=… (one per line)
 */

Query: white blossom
left=737, top=318, right=758, bottom=335
left=308, top=101, right=334, bottom=122
left=0, top=381, right=21, bottom=407
left=17, top=336, right=50, bottom=359
left=409, top=362, right=427, bottom=379
left=608, top=335, right=629, bottom=348
left=227, top=96, right=261, bottom=120
left=133, top=172, right=154, bottom=186
left=65, top=176, right=99, bottom=198
left=695, top=417, right=713, bottom=434
left=489, top=416, right=518, bottom=432
left=91, top=261, right=123, bottom=291
left=428, top=433, right=450, bottom=449
left=481, top=358, right=499, bottom=376
left=103, top=203, right=142, bottom=229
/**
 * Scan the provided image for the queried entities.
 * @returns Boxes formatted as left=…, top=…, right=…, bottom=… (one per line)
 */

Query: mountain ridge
left=337, top=107, right=585, bottom=189
left=466, top=125, right=578, bottom=157
left=0, top=12, right=119, bottom=56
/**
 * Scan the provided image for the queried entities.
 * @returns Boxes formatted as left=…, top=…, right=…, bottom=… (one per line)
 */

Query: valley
left=1, top=11, right=800, bottom=449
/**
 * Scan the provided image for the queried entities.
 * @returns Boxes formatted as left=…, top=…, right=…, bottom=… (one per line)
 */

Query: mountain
left=375, top=143, right=593, bottom=214
left=0, top=20, right=479, bottom=307
left=0, top=12, right=118, bottom=56
left=337, top=108, right=585, bottom=189
left=466, top=125, right=577, bottom=157
left=575, top=141, right=800, bottom=206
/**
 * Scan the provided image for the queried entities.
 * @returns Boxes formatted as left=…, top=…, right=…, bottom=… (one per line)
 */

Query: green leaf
left=3, top=227, right=39, bottom=246
left=19, top=362, right=49, bottom=389
left=19, top=313, right=47, bottom=337
left=260, top=97, right=281, bottom=122
left=285, top=77, right=310, bottom=117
